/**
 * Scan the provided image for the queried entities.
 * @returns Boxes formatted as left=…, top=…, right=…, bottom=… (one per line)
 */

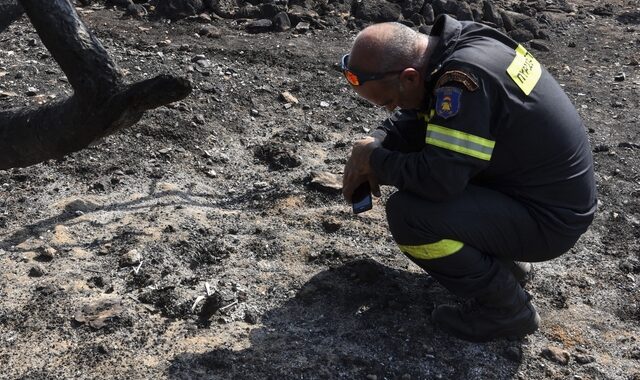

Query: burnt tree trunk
left=0, top=0, right=192, bottom=169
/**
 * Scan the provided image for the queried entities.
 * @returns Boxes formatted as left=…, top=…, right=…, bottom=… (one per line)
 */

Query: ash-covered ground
left=0, top=0, right=639, bottom=379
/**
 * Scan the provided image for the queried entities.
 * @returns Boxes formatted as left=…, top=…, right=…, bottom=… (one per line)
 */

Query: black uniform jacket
left=369, top=15, right=597, bottom=236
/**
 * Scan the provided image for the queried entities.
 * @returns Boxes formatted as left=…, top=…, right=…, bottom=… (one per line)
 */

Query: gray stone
left=29, top=264, right=46, bottom=277
left=246, top=19, right=273, bottom=34
left=530, top=40, right=550, bottom=52
left=310, top=171, right=342, bottom=193
left=482, top=0, right=503, bottom=28
left=509, top=28, right=535, bottom=43
left=421, top=4, right=435, bottom=24
left=456, top=2, right=474, bottom=21
left=64, top=198, right=101, bottom=213
left=273, top=11, right=291, bottom=32
left=541, top=346, right=570, bottom=365
left=120, top=249, right=141, bottom=266
left=155, top=0, right=204, bottom=20
left=352, top=0, right=402, bottom=22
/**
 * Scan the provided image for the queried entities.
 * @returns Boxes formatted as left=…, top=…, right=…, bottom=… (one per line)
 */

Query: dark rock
left=617, top=11, right=640, bottom=25
left=541, top=346, right=570, bottom=365
left=614, top=72, right=626, bottom=82
left=618, top=142, right=640, bottom=149
left=273, top=11, right=291, bottom=32
left=509, top=28, right=534, bottom=42
left=530, top=40, right=550, bottom=52
left=574, top=354, right=596, bottom=364
left=352, top=0, right=401, bottom=22
left=321, top=220, right=341, bottom=234
left=591, top=4, right=615, bottom=16
left=254, top=143, right=302, bottom=170
left=287, top=5, right=320, bottom=25
left=198, top=25, right=222, bottom=38
left=502, top=346, right=522, bottom=362
left=431, top=0, right=447, bottom=17
left=456, top=2, right=474, bottom=21
left=125, top=3, right=147, bottom=18
left=28, top=264, right=46, bottom=277
left=105, top=0, right=132, bottom=7
left=246, top=19, right=273, bottom=34
left=73, top=298, right=124, bottom=329
left=409, top=13, right=425, bottom=26
left=244, top=309, right=259, bottom=324
left=237, top=4, right=261, bottom=19
left=518, top=18, right=541, bottom=37
left=482, top=0, right=503, bottom=28
left=500, top=10, right=516, bottom=31
left=260, top=3, right=286, bottom=19
left=421, top=3, right=435, bottom=24
left=155, top=0, right=204, bottom=20
left=593, top=144, right=609, bottom=153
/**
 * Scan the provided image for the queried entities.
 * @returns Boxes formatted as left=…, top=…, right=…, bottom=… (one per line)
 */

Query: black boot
left=499, top=259, right=534, bottom=287
left=431, top=264, right=540, bottom=342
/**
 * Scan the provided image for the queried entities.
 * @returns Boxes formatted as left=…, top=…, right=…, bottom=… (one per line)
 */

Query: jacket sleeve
left=369, top=67, right=496, bottom=201
left=371, top=110, right=428, bottom=153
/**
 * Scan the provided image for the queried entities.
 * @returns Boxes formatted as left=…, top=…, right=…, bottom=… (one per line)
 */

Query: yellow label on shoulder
left=507, top=45, right=541, bottom=96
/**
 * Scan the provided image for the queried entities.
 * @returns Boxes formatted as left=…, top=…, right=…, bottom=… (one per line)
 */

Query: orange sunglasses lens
left=344, top=70, right=360, bottom=86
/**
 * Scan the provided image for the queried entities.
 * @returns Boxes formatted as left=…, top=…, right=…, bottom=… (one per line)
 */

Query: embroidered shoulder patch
left=435, top=86, right=462, bottom=119
left=434, top=70, right=479, bottom=92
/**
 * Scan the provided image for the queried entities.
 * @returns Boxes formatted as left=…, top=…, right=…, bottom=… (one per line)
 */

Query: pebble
left=530, top=40, right=550, bottom=52
left=120, top=249, right=141, bottom=266
left=574, top=353, right=596, bottom=364
left=28, top=264, right=46, bottom=277
left=25, top=87, right=38, bottom=96
left=205, top=169, right=217, bottom=178
left=541, top=346, right=570, bottom=365
left=280, top=91, right=299, bottom=104
left=320, top=101, right=330, bottom=108
left=64, top=198, right=101, bottom=213
left=38, top=246, right=57, bottom=261
left=193, top=114, right=206, bottom=125
left=309, top=171, right=342, bottom=193
left=614, top=72, right=626, bottom=82
left=253, top=181, right=269, bottom=189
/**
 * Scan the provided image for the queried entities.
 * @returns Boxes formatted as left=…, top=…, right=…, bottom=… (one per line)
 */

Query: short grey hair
left=376, top=23, right=422, bottom=72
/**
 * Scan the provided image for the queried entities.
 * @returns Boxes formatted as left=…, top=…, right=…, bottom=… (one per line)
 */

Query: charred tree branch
left=0, top=0, right=192, bottom=170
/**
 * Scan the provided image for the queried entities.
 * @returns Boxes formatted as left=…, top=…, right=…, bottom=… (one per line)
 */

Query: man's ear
left=399, top=68, right=421, bottom=88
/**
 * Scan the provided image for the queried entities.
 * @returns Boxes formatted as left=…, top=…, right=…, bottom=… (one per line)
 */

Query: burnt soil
left=1, top=0, right=639, bottom=379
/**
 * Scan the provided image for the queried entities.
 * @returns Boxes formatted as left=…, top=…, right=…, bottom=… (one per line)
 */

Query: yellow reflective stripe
left=399, top=240, right=464, bottom=260
left=426, top=124, right=495, bottom=161
left=507, top=44, right=541, bottom=96
left=417, top=109, right=436, bottom=123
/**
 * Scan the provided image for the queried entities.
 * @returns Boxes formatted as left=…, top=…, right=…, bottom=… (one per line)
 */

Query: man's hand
left=343, top=136, right=382, bottom=202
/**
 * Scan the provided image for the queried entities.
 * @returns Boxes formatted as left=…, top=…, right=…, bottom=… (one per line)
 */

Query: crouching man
left=341, top=15, right=596, bottom=342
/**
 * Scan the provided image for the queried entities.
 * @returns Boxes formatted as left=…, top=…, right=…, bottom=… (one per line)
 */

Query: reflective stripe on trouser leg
left=406, top=244, right=502, bottom=299
left=399, top=240, right=464, bottom=260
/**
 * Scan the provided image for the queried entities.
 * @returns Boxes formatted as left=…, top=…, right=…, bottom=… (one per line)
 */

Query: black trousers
left=385, top=186, right=582, bottom=298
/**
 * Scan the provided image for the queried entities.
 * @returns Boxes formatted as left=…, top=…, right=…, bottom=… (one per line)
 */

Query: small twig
left=219, top=300, right=238, bottom=312
left=132, top=260, right=143, bottom=274
left=205, top=282, right=212, bottom=296
left=191, top=295, right=205, bottom=313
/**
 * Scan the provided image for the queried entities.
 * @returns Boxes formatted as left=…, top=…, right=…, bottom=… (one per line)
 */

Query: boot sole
left=433, top=310, right=540, bottom=343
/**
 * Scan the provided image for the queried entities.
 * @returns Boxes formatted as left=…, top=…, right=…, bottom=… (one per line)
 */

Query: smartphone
left=352, top=182, right=373, bottom=214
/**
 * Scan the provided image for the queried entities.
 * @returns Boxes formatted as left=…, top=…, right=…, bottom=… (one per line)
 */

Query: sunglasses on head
left=341, top=54, right=404, bottom=86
